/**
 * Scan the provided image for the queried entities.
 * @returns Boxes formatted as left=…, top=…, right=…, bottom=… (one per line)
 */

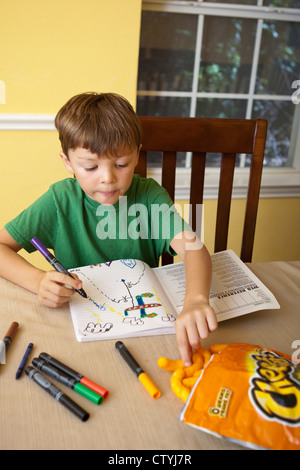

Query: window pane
left=252, top=100, right=296, bottom=167
left=255, top=20, right=300, bottom=95
left=263, top=0, right=300, bottom=7
left=196, top=98, right=247, bottom=119
left=138, top=11, right=198, bottom=92
left=199, top=17, right=257, bottom=93
left=137, top=96, right=191, bottom=117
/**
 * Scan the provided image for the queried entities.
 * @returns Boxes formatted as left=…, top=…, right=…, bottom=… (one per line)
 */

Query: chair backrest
left=136, top=116, right=267, bottom=265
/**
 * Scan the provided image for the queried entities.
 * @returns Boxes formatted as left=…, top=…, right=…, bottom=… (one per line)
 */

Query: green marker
left=32, top=358, right=103, bottom=405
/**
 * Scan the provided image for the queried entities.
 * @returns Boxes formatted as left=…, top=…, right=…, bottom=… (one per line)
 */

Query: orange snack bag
left=180, top=343, right=300, bottom=450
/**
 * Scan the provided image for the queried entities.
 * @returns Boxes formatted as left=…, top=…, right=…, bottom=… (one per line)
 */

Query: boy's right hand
left=36, top=271, right=83, bottom=308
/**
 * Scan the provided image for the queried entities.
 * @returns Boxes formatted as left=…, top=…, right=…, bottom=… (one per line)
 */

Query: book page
left=153, top=263, right=185, bottom=313
left=153, top=250, right=280, bottom=322
left=69, top=259, right=177, bottom=342
left=209, top=250, right=280, bottom=321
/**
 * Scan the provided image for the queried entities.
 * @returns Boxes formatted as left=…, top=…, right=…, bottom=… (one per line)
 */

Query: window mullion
left=186, top=13, right=204, bottom=169
left=245, top=17, right=263, bottom=121
left=190, top=14, right=204, bottom=118
left=239, top=16, right=264, bottom=168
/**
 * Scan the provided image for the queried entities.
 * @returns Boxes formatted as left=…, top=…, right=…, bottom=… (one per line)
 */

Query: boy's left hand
left=175, top=297, right=217, bottom=366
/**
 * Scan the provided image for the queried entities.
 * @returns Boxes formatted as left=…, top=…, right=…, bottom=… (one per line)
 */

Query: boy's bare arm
left=0, top=228, right=82, bottom=307
left=170, top=231, right=217, bottom=366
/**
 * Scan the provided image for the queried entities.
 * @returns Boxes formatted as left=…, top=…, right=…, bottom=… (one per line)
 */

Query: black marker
left=115, top=341, right=161, bottom=399
left=39, top=352, right=109, bottom=398
left=31, top=237, right=87, bottom=298
left=32, top=358, right=103, bottom=405
left=25, top=366, right=89, bottom=422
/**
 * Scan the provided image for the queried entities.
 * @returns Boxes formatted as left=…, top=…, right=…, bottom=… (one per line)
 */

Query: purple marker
left=31, top=237, right=87, bottom=298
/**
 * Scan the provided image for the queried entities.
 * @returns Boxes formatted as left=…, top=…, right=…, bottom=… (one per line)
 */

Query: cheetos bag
left=180, top=343, right=300, bottom=449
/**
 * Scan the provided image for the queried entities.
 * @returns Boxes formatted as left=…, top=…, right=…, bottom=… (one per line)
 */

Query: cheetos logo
left=249, top=350, right=300, bottom=425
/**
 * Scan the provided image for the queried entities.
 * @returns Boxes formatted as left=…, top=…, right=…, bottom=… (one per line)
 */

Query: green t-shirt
left=5, top=175, right=191, bottom=269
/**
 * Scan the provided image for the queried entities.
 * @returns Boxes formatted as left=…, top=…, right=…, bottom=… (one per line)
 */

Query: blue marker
left=16, top=343, right=33, bottom=379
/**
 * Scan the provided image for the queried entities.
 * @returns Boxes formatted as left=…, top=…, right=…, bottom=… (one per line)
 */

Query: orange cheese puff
left=183, top=376, right=198, bottom=388
left=193, top=370, right=201, bottom=378
left=209, top=344, right=228, bottom=354
left=183, top=368, right=203, bottom=388
left=192, top=353, right=204, bottom=368
left=195, top=347, right=211, bottom=367
left=170, top=369, right=190, bottom=402
left=184, top=362, right=201, bottom=377
left=157, top=356, right=184, bottom=371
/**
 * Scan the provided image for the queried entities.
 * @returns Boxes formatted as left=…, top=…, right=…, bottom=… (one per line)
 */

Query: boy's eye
left=116, top=163, right=128, bottom=168
left=85, top=166, right=97, bottom=172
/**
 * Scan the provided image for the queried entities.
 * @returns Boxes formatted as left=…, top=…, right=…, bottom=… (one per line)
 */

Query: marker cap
left=80, top=376, right=109, bottom=399
left=74, top=382, right=103, bottom=405
left=138, top=372, right=161, bottom=399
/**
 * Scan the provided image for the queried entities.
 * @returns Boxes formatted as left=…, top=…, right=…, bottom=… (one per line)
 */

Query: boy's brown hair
left=55, top=92, right=142, bottom=157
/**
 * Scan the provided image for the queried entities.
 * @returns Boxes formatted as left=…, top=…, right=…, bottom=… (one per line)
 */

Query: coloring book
left=68, top=250, right=280, bottom=342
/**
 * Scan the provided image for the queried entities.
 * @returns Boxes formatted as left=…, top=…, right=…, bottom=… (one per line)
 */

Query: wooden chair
left=136, top=116, right=268, bottom=265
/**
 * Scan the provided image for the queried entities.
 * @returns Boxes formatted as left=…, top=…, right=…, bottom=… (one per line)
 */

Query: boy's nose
left=101, top=166, right=115, bottom=184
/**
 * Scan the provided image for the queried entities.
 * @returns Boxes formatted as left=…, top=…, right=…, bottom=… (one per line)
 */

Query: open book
left=68, top=250, right=280, bottom=343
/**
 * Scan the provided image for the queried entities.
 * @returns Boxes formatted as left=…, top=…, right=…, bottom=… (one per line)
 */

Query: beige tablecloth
left=0, top=261, right=299, bottom=450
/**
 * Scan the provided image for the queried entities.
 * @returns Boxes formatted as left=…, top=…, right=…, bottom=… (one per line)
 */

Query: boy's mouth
left=100, top=190, right=118, bottom=197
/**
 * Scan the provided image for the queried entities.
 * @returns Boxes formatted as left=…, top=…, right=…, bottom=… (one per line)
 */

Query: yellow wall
left=176, top=197, right=300, bottom=262
left=203, top=198, right=300, bottom=262
left=0, top=0, right=142, bottom=269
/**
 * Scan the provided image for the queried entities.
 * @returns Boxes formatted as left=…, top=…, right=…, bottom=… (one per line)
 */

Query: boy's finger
left=50, top=271, right=83, bottom=290
left=176, top=325, right=193, bottom=367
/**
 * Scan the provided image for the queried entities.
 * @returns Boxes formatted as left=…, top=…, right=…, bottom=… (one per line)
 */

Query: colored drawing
left=124, top=293, right=161, bottom=318
left=69, top=259, right=177, bottom=342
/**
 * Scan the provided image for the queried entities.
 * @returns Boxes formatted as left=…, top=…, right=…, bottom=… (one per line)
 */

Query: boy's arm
left=0, top=228, right=83, bottom=308
left=170, top=230, right=217, bottom=366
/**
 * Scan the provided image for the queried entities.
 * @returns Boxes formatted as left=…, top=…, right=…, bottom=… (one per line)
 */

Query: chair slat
left=214, top=153, right=236, bottom=254
left=161, top=151, right=177, bottom=201
left=190, top=152, right=206, bottom=234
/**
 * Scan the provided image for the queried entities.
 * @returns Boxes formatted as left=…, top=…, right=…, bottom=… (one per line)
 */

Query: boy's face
left=61, top=146, right=140, bottom=205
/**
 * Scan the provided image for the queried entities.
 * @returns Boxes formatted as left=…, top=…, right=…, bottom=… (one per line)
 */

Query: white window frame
left=138, top=0, right=300, bottom=199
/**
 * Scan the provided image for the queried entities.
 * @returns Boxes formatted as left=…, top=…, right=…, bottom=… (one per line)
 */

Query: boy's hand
left=36, top=271, right=83, bottom=308
left=175, top=297, right=217, bottom=366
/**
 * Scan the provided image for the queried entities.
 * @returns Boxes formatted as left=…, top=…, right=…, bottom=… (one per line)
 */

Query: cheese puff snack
left=158, top=346, right=214, bottom=402
left=180, top=342, right=300, bottom=450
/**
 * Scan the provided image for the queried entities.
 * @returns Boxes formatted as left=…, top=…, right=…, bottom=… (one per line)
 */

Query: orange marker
left=115, top=341, right=161, bottom=399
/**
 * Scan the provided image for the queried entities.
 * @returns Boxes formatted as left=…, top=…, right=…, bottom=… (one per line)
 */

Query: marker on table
left=32, top=358, right=103, bottom=405
left=115, top=341, right=161, bottom=399
left=30, top=237, right=87, bottom=299
left=39, top=352, right=109, bottom=399
left=25, top=366, right=89, bottom=422
left=16, top=342, right=33, bottom=379
left=0, top=322, right=19, bottom=366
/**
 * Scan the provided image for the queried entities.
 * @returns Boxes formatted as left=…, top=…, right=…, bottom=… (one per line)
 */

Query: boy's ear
left=60, top=152, right=74, bottom=174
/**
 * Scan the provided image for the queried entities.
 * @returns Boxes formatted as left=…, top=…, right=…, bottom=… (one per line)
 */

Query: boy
left=0, top=92, right=217, bottom=365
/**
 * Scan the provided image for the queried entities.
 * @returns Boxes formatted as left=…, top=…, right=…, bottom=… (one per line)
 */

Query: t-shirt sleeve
left=4, top=188, right=57, bottom=253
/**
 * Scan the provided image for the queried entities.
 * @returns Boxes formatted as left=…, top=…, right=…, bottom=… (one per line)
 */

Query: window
left=137, top=1, right=300, bottom=196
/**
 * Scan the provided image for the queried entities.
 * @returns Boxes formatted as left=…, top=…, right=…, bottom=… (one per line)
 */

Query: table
left=0, top=261, right=299, bottom=450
